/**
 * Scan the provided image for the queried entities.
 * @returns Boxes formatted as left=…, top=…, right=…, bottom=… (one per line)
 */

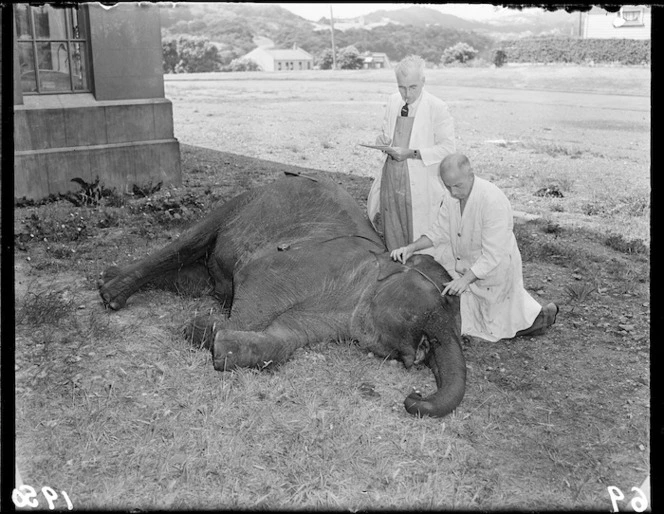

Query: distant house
left=243, top=44, right=314, bottom=71
left=361, top=52, right=391, bottom=69
left=10, top=2, right=181, bottom=200
left=580, top=5, right=651, bottom=39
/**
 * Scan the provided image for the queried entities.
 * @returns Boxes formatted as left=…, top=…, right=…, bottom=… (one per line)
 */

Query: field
left=14, top=65, right=650, bottom=511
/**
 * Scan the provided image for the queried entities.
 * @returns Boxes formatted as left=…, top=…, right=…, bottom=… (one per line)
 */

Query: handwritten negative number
left=12, top=485, right=73, bottom=510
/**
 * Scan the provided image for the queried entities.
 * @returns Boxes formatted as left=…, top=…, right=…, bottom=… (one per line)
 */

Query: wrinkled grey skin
left=99, top=174, right=465, bottom=418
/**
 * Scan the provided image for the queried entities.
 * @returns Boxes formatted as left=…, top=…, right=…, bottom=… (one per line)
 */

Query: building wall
left=88, top=3, right=165, bottom=100
left=14, top=96, right=179, bottom=198
left=244, top=48, right=313, bottom=71
left=13, top=3, right=181, bottom=200
left=274, top=59, right=312, bottom=71
left=583, top=9, right=651, bottom=40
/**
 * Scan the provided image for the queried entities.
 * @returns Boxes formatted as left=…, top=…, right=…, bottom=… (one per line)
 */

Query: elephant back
left=220, top=175, right=385, bottom=269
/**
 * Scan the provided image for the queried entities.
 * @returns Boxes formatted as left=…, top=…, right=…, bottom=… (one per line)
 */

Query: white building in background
left=361, top=51, right=391, bottom=69
left=243, top=44, right=314, bottom=71
left=580, top=5, right=651, bottom=39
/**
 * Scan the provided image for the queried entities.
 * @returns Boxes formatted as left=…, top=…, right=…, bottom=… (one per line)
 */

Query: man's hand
left=385, top=146, right=413, bottom=162
left=442, top=272, right=477, bottom=296
left=391, top=245, right=414, bottom=264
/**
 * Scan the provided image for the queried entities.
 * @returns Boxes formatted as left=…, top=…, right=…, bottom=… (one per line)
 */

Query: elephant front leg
left=211, top=325, right=306, bottom=371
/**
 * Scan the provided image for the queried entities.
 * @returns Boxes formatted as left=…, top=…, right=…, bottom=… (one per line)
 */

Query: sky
left=277, top=3, right=512, bottom=21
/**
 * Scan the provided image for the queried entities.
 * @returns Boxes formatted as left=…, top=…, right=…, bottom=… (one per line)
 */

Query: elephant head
left=366, top=253, right=466, bottom=418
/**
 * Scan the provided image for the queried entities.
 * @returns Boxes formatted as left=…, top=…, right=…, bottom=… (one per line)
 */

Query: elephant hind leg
left=98, top=267, right=139, bottom=310
left=152, top=262, right=214, bottom=297
left=100, top=260, right=220, bottom=309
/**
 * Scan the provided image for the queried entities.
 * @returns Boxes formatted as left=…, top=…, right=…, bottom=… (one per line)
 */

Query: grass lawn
left=14, top=65, right=650, bottom=510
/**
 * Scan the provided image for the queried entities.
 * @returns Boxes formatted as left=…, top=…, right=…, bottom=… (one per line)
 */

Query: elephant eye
left=414, top=335, right=430, bottom=365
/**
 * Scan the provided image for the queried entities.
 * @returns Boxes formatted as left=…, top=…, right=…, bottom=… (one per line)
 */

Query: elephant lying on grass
left=99, top=173, right=465, bottom=418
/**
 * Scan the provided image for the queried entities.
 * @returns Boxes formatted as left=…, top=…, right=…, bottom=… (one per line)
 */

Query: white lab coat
left=423, top=177, right=542, bottom=342
left=367, top=90, right=455, bottom=260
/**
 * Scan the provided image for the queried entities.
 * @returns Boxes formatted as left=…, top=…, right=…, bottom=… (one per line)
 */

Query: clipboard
left=359, top=144, right=392, bottom=150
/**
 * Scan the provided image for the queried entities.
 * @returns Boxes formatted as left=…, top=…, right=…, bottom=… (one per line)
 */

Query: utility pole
left=329, top=4, right=337, bottom=70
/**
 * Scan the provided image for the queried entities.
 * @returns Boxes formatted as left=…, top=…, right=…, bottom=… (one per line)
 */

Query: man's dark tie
left=401, top=103, right=409, bottom=117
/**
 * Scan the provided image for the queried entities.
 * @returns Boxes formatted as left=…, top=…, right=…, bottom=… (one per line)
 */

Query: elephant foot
left=97, top=266, right=130, bottom=310
left=212, top=331, right=274, bottom=371
left=183, top=316, right=218, bottom=350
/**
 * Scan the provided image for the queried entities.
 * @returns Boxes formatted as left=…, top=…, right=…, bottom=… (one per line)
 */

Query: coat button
left=456, top=257, right=461, bottom=260
left=457, top=232, right=461, bottom=237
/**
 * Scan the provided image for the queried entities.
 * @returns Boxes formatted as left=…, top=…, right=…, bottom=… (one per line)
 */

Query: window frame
left=16, top=4, right=92, bottom=95
left=619, top=6, right=645, bottom=27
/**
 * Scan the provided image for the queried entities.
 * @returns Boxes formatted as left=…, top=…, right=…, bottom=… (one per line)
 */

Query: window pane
left=18, top=42, right=37, bottom=93
left=34, top=5, right=67, bottom=39
left=623, top=10, right=640, bottom=22
left=15, top=4, right=32, bottom=40
left=70, top=8, right=82, bottom=39
left=70, top=43, right=89, bottom=91
left=36, top=42, right=72, bottom=92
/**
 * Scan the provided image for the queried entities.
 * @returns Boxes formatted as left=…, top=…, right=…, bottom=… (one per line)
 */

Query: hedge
left=498, top=37, right=650, bottom=65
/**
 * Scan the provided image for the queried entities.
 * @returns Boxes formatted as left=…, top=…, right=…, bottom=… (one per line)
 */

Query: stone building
left=10, top=2, right=181, bottom=200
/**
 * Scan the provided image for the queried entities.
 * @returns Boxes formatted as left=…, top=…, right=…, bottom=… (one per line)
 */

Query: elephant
left=98, top=172, right=466, bottom=418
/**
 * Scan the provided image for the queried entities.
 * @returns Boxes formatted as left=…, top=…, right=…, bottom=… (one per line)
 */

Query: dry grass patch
left=14, top=143, right=649, bottom=510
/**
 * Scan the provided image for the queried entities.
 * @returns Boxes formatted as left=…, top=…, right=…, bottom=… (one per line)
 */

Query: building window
left=620, top=7, right=644, bottom=26
left=15, top=4, right=91, bottom=94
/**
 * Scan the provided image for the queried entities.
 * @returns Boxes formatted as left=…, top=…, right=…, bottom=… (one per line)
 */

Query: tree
left=493, top=49, right=507, bottom=67
left=317, top=48, right=335, bottom=70
left=441, top=42, right=479, bottom=65
left=338, top=45, right=364, bottom=70
left=172, top=36, right=224, bottom=73
left=162, top=36, right=179, bottom=73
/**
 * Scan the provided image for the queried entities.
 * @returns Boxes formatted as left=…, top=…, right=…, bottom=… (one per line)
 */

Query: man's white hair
left=395, top=55, right=425, bottom=80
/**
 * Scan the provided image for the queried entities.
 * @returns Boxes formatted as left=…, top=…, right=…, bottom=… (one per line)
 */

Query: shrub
left=317, top=48, right=335, bottom=70
left=441, top=42, right=478, bottom=65
left=338, top=45, right=364, bottom=70
left=493, top=49, right=507, bottom=67
left=224, top=58, right=262, bottom=72
left=499, top=37, right=650, bottom=65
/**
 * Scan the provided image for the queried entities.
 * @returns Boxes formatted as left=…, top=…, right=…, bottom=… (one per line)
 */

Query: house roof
left=263, top=48, right=313, bottom=61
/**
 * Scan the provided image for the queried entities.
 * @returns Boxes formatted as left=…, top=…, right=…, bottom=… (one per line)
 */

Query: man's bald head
left=439, top=153, right=474, bottom=200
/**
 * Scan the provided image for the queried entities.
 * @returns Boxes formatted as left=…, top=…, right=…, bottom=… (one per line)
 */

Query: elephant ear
left=374, top=253, right=408, bottom=281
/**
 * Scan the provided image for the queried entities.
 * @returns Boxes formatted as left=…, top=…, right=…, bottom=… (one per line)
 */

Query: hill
left=158, top=3, right=578, bottom=65
left=322, top=6, right=579, bottom=39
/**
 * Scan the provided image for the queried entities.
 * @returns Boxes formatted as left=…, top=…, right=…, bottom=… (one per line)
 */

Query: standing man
left=391, top=153, right=559, bottom=342
left=367, top=55, right=456, bottom=260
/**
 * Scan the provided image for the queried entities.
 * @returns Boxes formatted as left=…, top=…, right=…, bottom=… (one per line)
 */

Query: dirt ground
left=165, top=66, right=650, bottom=245
left=13, top=66, right=650, bottom=510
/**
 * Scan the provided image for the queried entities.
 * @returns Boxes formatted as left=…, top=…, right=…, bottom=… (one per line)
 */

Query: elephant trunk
left=404, top=305, right=466, bottom=418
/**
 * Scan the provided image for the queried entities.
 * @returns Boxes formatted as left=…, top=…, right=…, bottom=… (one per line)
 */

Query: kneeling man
left=391, top=153, right=558, bottom=342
